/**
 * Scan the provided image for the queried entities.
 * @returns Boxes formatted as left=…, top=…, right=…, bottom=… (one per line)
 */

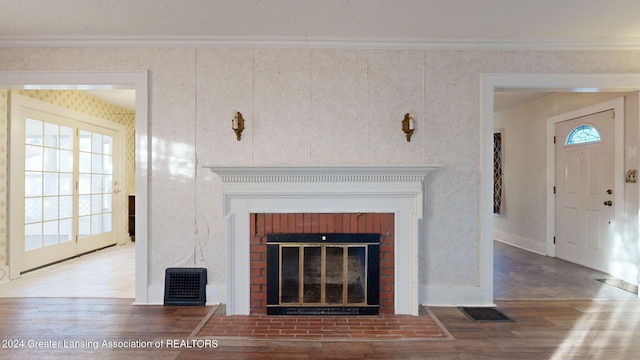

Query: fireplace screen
left=267, top=234, right=379, bottom=315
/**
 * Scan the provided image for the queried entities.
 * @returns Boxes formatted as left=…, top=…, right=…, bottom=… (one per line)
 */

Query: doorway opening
left=0, top=71, right=148, bottom=302
left=485, top=74, right=640, bottom=302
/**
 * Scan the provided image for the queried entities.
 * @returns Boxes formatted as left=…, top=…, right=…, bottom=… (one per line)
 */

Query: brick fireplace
left=250, top=212, right=395, bottom=314
left=204, top=165, right=438, bottom=316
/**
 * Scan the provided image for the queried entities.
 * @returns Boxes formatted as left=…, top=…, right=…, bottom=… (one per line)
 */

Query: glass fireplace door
left=279, top=244, right=368, bottom=306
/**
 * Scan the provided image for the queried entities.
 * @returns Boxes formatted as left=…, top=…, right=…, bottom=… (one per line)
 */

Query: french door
left=11, top=94, right=125, bottom=272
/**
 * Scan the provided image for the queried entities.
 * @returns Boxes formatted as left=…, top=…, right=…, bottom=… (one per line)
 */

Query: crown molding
left=2, top=35, right=640, bottom=51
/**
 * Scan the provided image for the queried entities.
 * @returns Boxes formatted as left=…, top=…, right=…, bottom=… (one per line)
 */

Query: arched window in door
left=565, top=124, right=601, bottom=145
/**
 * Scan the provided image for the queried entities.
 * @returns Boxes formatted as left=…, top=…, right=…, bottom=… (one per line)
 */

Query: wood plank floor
left=1, top=298, right=640, bottom=359
left=0, top=243, right=134, bottom=298
left=0, top=242, right=639, bottom=358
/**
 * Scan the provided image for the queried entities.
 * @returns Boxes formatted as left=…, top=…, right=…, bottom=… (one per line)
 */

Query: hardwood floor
left=1, top=298, right=639, bottom=359
left=0, top=242, right=134, bottom=298
left=494, top=241, right=638, bottom=300
left=0, top=242, right=639, bottom=359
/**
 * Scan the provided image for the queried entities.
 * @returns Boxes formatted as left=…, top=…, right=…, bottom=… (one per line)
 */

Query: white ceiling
left=83, top=89, right=136, bottom=111
left=3, top=0, right=639, bottom=112
left=2, top=0, right=640, bottom=42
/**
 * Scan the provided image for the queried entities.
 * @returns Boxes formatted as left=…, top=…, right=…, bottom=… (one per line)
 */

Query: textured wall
left=1, top=47, right=640, bottom=292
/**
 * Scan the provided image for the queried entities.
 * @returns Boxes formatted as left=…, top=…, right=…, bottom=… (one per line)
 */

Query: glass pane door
left=24, top=118, right=74, bottom=251
left=78, top=130, right=113, bottom=238
left=19, top=114, right=121, bottom=271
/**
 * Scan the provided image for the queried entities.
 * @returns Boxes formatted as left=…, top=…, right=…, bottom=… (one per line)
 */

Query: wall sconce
left=232, top=111, right=244, bottom=141
left=401, top=113, right=415, bottom=142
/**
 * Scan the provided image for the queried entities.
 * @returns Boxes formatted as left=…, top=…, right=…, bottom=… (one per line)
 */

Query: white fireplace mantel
left=204, top=165, right=440, bottom=315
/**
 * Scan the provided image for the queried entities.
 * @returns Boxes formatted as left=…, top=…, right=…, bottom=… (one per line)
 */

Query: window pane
left=43, top=148, right=59, bottom=172
left=43, top=197, right=58, bottom=221
left=43, top=220, right=59, bottom=247
left=92, top=153, right=103, bottom=174
left=79, top=174, right=91, bottom=194
left=44, top=122, right=59, bottom=148
left=79, top=152, right=91, bottom=173
left=79, top=216, right=91, bottom=238
left=79, top=130, right=91, bottom=152
left=59, top=196, right=73, bottom=218
left=25, top=145, right=43, bottom=171
left=59, top=126, right=73, bottom=150
left=25, top=197, right=42, bottom=223
left=59, top=173, right=73, bottom=195
left=92, top=133, right=103, bottom=154
left=25, top=119, right=43, bottom=146
left=102, top=213, right=112, bottom=233
left=494, top=132, right=503, bottom=214
left=59, top=149, right=73, bottom=173
left=103, top=135, right=113, bottom=155
left=92, top=174, right=104, bottom=193
left=91, top=214, right=102, bottom=235
left=566, top=125, right=601, bottom=145
left=102, top=193, right=112, bottom=213
left=59, top=218, right=73, bottom=243
left=91, top=194, right=102, bottom=214
left=79, top=195, right=91, bottom=216
left=25, top=172, right=43, bottom=197
left=103, top=175, right=112, bottom=194
left=103, top=154, right=113, bottom=174
left=43, top=173, right=58, bottom=196
left=25, top=223, right=42, bottom=250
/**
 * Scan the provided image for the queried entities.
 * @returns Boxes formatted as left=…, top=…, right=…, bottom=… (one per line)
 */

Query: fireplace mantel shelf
left=204, top=165, right=442, bottom=183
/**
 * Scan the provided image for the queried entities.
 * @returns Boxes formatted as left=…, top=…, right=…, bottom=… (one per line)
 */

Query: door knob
left=604, top=200, right=613, bottom=206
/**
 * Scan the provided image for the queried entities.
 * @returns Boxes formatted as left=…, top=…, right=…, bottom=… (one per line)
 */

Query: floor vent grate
left=459, top=307, right=513, bottom=322
left=597, top=278, right=639, bottom=295
left=164, top=268, right=207, bottom=306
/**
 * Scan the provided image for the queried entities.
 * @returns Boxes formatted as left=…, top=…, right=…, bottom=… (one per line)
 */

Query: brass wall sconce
left=232, top=111, right=244, bottom=141
left=401, top=113, right=415, bottom=142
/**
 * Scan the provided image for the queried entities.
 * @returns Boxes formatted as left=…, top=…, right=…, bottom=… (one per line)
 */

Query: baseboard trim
left=420, top=285, right=494, bottom=307
left=493, top=229, right=546, bottom=255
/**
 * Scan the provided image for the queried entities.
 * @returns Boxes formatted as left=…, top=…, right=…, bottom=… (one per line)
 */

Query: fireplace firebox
left=266, top=233, right=380, bottom=315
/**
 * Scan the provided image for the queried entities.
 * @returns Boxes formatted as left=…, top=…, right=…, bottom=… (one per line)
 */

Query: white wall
left=494, top=91, right=640, bottom=283
left=1, top=48, right=640, bottom=303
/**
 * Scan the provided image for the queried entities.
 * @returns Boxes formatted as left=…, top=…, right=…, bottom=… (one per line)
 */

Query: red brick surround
left=250, top=213, right=395, bottom=315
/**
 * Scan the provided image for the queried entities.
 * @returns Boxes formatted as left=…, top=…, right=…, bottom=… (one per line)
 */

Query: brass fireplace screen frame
left=266, top=233, right=380, bottom=315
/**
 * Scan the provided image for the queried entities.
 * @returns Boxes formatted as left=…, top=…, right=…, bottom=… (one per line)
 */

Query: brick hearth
left=250, top=213, right=395, bottom=315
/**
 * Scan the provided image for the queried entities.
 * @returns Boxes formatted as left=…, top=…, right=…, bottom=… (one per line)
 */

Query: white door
left=555, top=109, right=615, bottom=272
left=11, top=95, right=125, bottom=272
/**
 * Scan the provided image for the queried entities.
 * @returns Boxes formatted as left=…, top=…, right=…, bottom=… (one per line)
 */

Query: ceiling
left=2, top=0, right=640, bottom=42
left=3, top=0, right=639, bottom=112
left=83, top=89, right=136, bottom=111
